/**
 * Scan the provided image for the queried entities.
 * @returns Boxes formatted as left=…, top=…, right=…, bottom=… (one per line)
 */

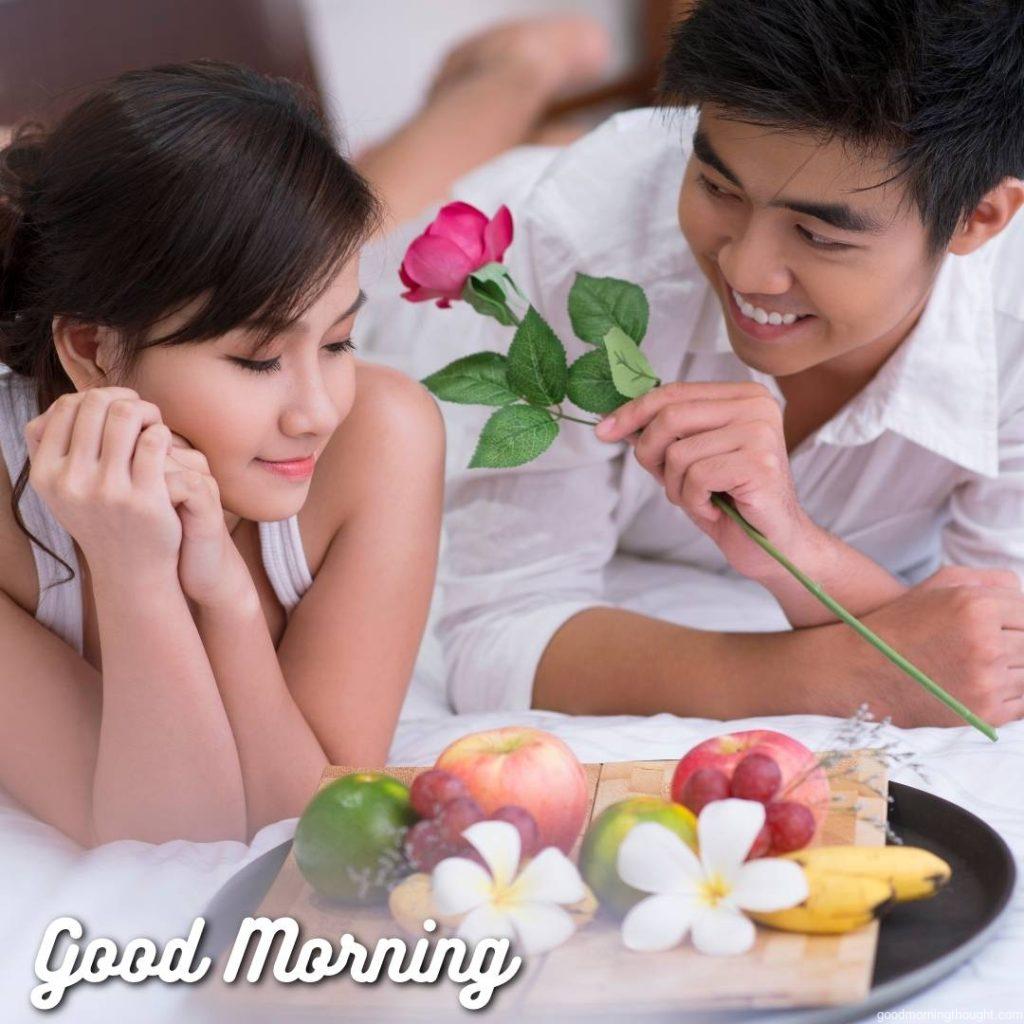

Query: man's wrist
left=749, top=517, right=836, bottom=589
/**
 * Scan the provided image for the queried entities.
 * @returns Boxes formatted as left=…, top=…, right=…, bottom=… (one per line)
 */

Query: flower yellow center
left=699, top=872, right=732, bottom=906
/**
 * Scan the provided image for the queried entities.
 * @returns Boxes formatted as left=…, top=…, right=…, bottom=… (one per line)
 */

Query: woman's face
left=122, top=258, right=363, bottom=524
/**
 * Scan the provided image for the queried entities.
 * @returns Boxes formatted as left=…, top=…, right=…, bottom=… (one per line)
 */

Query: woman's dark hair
left=0, top=59, right=383, bottom=591
left=658, top=0, right=1024, bottom=258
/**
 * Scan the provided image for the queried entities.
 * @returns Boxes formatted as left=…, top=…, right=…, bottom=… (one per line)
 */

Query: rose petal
left=462, top=820, right=521, bottom=889
left=456, top=903, right=517, bottom=946
left=401, top=234, right=474, bottom=298
left=429, top=201, right=489, bottom=263
left=509, top=848, right=585, bottom=905
left=431, top=856, right=493, bottom=916
left=505, top=902, right=577, bottom=955
left=621, top=892, right=698, bottom=952
left=617, top=822, right=703, bottom=895
left=691, top=904, right=756, bottom=956
left=698, top=799, right=766, bottom=882
left=482, top=205, right=514, bottom=263
left=730, top=859, right=809, bottom=912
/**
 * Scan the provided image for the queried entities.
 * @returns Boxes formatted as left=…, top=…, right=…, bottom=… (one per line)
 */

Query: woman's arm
left=0, top=563, right=247, bottom=847
left=188, top=577, right=329, bottom=835
left=88, top=563, right=247, bottom=844
left=191, top=363, right=445, bottom=834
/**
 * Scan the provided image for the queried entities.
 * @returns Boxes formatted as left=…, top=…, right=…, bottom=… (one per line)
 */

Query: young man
left=391, top=0, right=1024, bottom=729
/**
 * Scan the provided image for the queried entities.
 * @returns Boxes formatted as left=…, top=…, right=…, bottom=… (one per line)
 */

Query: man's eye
left=697, top=173, right=734, bottom=200
left=795, top=225, right=850, bottom=250
left=231, top=338, right=356, bottom=375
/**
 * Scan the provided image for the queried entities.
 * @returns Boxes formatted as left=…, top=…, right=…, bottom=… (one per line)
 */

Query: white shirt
left=358, top=107, right=1024, bottom=715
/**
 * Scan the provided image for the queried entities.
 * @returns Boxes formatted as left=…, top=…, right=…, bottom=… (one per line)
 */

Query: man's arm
left=533, top=574, right=1024, bottom=729
left=533, top=606, right=845, bottom=718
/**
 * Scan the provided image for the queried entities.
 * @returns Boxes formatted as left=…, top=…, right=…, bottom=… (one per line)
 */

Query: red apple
left=434, top=727, right=588, bottom=854
left=670, top=730, right=831, bottom=853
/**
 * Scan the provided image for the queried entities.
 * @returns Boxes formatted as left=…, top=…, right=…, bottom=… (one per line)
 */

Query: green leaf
left=462, top=275, right=517, bottom=327
left=420, top=352, right=519, bottom=406
left=568, top=273, right=650, bottom=347
left=566, top=348, right=626, bottom=415
left=604, top=326, right=661, bottom=398
left=506, top=307, right=568, bottom=405
left=469, top=404, right=559, bottom=468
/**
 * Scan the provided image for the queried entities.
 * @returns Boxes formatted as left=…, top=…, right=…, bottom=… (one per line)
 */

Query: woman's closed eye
left=231, top=338, right=356, bottom=375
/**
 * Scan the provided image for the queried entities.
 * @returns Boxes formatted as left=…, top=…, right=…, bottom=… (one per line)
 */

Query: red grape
left=453, top=841, right=488, bottom=870
left=765, top=800, right=816, bottom=853
left=730, top=753, right=782, bottom=804
left=404, top=819, right=449, bottom=872
left=410, top=769, right=469, bottom=819
left=488, top=805, right=541, bottom=857
left=679, top=767, right=731, bottom=814
left=746, top=822, right=772, bottom=860
left=437, top=796, right=486, bottom=846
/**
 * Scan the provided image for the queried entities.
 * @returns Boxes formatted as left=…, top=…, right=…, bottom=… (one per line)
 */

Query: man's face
left=677, top=107, right=944, bottom=378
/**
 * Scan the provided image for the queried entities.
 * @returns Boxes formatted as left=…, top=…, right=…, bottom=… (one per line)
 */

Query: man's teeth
left=731, top=289, right=802, bottom=326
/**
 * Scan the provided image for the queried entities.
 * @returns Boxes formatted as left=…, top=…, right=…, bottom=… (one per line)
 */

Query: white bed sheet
left=1, top=558, right=1021, bottom=1022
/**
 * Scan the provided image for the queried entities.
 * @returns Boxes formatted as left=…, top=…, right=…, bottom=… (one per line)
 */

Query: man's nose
left=717, top=217, right=792, bottom=297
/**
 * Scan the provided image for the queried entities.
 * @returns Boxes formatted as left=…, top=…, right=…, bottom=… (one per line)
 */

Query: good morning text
left=31, top=915, right=521, bottom=1011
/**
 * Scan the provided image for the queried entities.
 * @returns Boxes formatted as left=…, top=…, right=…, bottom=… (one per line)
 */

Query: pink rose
left=400, top=201, right=513, bottom=307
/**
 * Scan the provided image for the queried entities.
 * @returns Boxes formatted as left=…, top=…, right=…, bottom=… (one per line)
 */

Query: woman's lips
left=255, top=455, right=315, bottom=480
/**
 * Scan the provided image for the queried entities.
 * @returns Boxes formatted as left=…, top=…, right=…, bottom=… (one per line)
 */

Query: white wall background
left=302, top=0, right=638, bottom=154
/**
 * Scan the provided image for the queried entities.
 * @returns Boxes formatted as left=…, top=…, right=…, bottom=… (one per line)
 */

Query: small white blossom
left=617, top=798, right=808, bottom=956
left=431, top=820, right=585, bottom=955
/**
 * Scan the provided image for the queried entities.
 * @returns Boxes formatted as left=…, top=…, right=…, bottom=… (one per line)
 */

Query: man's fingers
left=630, top=400, right=767, bottom=470
left=596, top=381, right=775, bottom=442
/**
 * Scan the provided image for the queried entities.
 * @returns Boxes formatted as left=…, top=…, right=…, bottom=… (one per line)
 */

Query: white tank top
left=0, top=366, right=313, bottom=655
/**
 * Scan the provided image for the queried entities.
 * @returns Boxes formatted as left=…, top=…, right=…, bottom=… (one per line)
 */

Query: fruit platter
left=202, top=725, right=991, bottom=1021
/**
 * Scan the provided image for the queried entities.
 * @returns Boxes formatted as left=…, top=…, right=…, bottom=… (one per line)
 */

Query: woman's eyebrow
left=238, top=290, right=368, bottom=356
left=291, top=288, right=369, bottom=333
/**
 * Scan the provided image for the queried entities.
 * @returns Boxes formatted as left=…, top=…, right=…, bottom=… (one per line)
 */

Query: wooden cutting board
left=209, top=748, right=888, bottom=1020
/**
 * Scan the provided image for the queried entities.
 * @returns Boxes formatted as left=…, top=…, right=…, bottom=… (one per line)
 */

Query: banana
left=779, top=845, right=952, bottom=903
left=749, top=869, right=895, bottom=935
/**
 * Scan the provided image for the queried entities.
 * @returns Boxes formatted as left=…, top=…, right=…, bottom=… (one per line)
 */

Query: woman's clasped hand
left=24, top=386, right=250, bottom=608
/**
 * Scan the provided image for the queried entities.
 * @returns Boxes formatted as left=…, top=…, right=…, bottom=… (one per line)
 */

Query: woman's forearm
left=90, top=565, right=247, bottom=844
left=191, top=587, right=328, bottom=836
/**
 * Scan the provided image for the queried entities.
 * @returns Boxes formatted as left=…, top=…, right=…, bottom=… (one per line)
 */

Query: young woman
left=0, top=61, right=449, bottom=848
left=0, top=18, right=612, bottom=848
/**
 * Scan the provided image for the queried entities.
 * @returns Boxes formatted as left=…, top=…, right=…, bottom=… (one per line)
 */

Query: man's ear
left=51, top=316, right=120, bottom=390
left=947, top=177, right=1024, bottom=256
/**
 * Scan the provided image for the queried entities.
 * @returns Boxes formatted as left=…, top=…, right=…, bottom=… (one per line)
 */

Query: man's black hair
left=658, top=0, right=1024, bottom=256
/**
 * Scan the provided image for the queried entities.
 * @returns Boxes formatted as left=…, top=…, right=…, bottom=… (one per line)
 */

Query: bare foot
left=426, top=16, right=612, bottom=106
left=355, top=17, right=612, bottom=228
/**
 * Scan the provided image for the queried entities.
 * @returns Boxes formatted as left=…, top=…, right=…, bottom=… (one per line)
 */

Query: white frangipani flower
left=617, top=798, right=808, bottom=956
left=431, top=819, right=585, bottom=955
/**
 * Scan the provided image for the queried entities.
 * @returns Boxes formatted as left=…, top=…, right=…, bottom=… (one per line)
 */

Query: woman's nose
left=717, top=218, right=792, bottom=297
left=281, top=374, right=340, bottom=439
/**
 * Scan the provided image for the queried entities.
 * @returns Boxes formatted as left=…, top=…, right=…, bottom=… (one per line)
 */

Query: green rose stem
left=709, top=493, right=998, bottom=742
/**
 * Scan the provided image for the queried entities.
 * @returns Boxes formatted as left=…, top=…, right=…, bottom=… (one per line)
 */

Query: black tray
left=196, top=781, right=1017, bottom=1023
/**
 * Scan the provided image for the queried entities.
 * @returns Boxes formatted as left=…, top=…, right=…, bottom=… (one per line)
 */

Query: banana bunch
left=749, top=845, right=952, bottom=935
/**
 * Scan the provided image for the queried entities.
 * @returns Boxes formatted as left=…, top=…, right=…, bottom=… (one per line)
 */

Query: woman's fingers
left=98, top=399, right=163, bottom=484
left=30, top=396, right=79, bottom=462
left=131, top=423, right=172, bottom=489
left=164, top=468, right=221, bottom=533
